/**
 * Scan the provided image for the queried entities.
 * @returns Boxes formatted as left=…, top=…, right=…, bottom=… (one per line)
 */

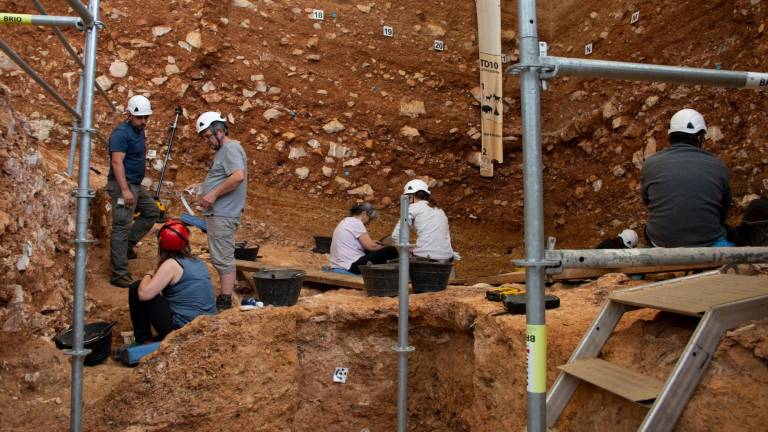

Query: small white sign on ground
left=433, top=40, right=445, bottom=51
left=333, top=367, right=349, bottom=383
left=311, top=9, right=324, bottom=20
left=146, top=149, right=157, bottom=159
left=501, top=54, right=508, bottom=64
left=631, top=11, right=640, bottom=24
left=584, top=43, right=593, bottom=55
left=383, top=26, right=394, bottom=37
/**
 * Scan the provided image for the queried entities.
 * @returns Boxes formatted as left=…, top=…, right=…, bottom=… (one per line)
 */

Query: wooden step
left=609, top=273, right=768, bottom=316
left=558, top=358, right=664, bottom=405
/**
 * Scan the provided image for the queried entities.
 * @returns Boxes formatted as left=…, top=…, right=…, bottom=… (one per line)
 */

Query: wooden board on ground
left=200, top=255, right=366, bottom=290
left=473, top=263, right=720, bottom=285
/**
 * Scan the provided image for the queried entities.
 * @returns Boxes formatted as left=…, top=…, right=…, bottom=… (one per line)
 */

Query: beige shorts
left=206, top=216, right=240, bottom=275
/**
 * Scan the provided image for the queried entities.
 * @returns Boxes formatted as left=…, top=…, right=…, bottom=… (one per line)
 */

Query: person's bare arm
left=111, top=152, right=135, bottom=206
left=358, top=233, right=383, bottom=251
left=200, top=170, right=245, bottom=209
left=138, top=259, right=183, bottom=301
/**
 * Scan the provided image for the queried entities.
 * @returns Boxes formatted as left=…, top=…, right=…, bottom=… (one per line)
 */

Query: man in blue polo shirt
left=107, top=95, right=162, bottom=288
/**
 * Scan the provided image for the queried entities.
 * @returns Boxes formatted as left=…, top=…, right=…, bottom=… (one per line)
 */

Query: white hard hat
left=619, top=229, right=639, bottom=248
left=195, top=111, right=227, bottom=134
left=404, top=179, right=430, bottom=195
left=126, top=95, right=152, bottom=116
left=668, top=108, right=707, bottom=135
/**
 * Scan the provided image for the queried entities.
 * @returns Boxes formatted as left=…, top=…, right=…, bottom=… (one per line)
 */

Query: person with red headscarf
left=128, top=220, right=217, bottom=344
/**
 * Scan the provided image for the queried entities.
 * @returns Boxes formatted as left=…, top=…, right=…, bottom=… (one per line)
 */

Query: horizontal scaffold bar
left=547, top=247, right=768, bottom=270
left=0, top=12, right=82, bottom=27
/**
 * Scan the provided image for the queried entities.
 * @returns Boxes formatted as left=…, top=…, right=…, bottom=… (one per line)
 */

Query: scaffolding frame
left=509, top=1, right=768, bottom=431
left=1, top=2, right=103, bottom=432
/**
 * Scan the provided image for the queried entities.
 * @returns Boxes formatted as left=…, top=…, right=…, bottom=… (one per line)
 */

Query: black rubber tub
left=252, top=269, right=305, bottom=306
left=234, top=245, right=260, bottom=261
left=55, top=321, right=116, bottom=366
left=409, top=259, right=453, bottom=293
left=737, top=220, right=768, bottom=246
left=312, top=236, right=332, bottom=254
left=359, top=263, right=400, bottom=297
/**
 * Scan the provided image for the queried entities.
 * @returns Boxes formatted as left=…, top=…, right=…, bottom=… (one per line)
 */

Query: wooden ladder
left=546, top=271, right=768, bottom=431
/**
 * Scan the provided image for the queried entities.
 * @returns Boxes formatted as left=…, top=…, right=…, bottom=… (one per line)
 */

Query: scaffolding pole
left=547, top=247, right=768, bottom=270
left=0, top=39, right=80, bottom=119
left=0, top=12, right=82, bottom=27
left=516, top=1, right=550, bottom=431
left=538, top=56, right=768, bottom=89
left=394, top=194, right=413, bottom=432
left=67, top=73, right=84, bottom=176
left=68, top=0, right=99, bottom=430
left=30, top=0, right=117, bottom=112
left=64, top=0, right=93, bottom=26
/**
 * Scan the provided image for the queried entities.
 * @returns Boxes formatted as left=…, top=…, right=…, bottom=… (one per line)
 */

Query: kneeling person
left=129, top=220, right=217, bottom=344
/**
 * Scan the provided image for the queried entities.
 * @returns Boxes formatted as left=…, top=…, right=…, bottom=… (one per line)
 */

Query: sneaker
left=111, top=275, right=134, bottom=288
left=127, top=248, right=138, bottom=260
left=216, top=294, right=232, bottom=311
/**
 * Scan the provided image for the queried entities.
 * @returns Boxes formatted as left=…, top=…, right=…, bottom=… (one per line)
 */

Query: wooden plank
left=474, top=263, right=719, bottom=285
left=610, top=274, right=768, bottom=315
left=559, top=358, right=663, bottom=404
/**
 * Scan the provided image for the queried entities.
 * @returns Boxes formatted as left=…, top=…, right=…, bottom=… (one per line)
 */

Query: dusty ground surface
left=1, top=0, right=768, bottom=430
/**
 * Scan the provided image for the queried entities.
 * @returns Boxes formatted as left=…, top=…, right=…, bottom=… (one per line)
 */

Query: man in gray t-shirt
left=193, top=111, right=248, bottom=310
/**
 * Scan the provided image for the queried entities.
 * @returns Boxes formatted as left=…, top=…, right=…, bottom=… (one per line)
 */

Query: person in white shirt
left=329, top=203, right=398, bottom=274
left=391, top=179, right=455, bottom=261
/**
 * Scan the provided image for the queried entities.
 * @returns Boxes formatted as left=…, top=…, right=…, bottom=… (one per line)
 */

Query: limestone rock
left=348, top=183, right=374, bottom=196
left=356, top=4, right=372, bottom=13
left=321, top=166, right=333, bottom=177
left=343, top=157, right=365, bottom=167
left=327, top=142, right=350, bottom=158
left=151, top=77, right=168, bottom=86
left=268, top=87, right=282, bottom=95
left=334, top=176, right=351, bottom=188
left=295, top=167, right=310, bottom=179
left=233, top=0, right=256, bottom=8
left=400, top=126, right=420, bottom=138
left=109, top=60, right=128, bottom=78
left=602, top=100, right=619, bottom=119
left=470, top=86, right=482, bottom=103
left=323, top=119, right=345, bottom=134
left=152, top=26, right=172, bottom=37
left=202, top=81, right=217, bottom=93
left=165, top=64, right=180, bottom=76
left=263, top=108, right=282, bottom=121
left=288, top=146, right=307, bottom=160
left=427, top=24, right=446, bottom=37
left=466, top=151, right=482, bottom=167
left=185, top=31, right=202, bottom=49
left=307, top=139, right=321, bottom=149
left=707, top=126, right=724, bottom=142
left=202, top=92, right=222, bottom=103
left=399, top=99, right=426, bottom=118
left=96, top=75, right=113, bottom=91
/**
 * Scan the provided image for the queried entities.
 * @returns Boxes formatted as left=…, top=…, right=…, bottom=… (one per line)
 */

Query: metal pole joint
left=392, top=345, right=416, bottom=353
left=70, top=187, right=95, bottom=198
left=63, top=348, right=92, bottom=357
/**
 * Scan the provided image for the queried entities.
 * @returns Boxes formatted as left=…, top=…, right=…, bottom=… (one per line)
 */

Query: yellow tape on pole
left=0, top=13, right=32, bottom=25
left=526, top=324, right=547, bottom=393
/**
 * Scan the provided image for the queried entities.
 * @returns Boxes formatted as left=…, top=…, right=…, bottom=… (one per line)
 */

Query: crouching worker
left=329, top=202, right=398, bottom=274
left=129, top=220, right=217, bottom=344
left=392, top=179, right=456, bottom=261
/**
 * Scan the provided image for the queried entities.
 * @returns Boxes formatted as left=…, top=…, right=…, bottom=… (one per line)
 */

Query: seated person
left=641, top=108, right=732, bottom=247
left=595, top=229, right=639, bottom=249
left=129, top=220, right=217, bottom=344
left=329, top=202, right=398, bottom=274
left=391, top=179, right=456, bottom=262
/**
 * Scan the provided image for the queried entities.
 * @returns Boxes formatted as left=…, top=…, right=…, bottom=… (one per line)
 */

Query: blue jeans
left=711, top=236, right=734, bottom=247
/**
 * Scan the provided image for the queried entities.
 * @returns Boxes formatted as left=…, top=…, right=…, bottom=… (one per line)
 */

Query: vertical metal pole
left=395, top=194, right=413, bottom=432
left=69, top=0, right=99, bottom=430
left=67, top=72, right=84, bottom=176
left=518, top=1, right=547, bottom=431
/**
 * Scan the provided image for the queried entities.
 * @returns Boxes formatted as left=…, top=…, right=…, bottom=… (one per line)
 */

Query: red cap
left=157, top=219, right=190, bottom=251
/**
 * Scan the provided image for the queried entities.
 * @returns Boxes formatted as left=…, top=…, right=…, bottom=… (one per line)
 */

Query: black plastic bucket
left=409, top=260, right=453, bottom=293
left=55, top=321, right=116, bottom=366
left=312, top=236, right=332, bottom=254
left=252, top=269, right=305, bottom=306
left=737, top=220, right=768, bottom=246
left=359, top=263, right=400, bottom=297
left=235, top=245, right=260, bottom=261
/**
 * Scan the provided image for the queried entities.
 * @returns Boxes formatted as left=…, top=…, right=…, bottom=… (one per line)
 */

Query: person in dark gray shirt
left=641, top=108, right=732, bottom=247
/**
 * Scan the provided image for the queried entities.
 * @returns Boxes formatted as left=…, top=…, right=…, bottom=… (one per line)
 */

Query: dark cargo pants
left=108, top=181, right=161, bottom=281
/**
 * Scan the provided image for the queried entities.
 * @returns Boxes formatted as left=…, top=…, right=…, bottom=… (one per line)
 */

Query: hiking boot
left=216, top=294, right=232, bottom=311
left=111, top=275, right=134, bottom=288
left=127, top=248, right=138, bottom=260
